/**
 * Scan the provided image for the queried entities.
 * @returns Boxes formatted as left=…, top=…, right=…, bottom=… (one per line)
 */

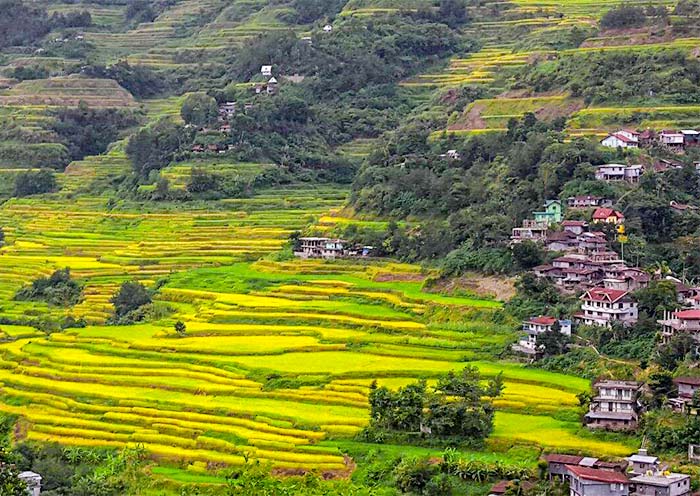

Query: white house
left=18, top=471, right=42, bottom=496
left=595, top=164, right=643, bottom=183
left=601, top=130, right=639, bottom=149
left=323, top=24, right=333, bottom=32
left=261, top=65, right=273, bottom=77
left=660, top=130, right=685, bottom=150
left=576, top=288, right=638, bottom=327
left=513, top=316, right=572, bottom=355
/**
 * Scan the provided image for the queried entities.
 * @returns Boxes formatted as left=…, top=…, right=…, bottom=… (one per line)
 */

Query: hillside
left=0, top=0, right=699, bottom=494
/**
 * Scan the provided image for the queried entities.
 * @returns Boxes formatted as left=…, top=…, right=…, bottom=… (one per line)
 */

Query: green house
left=533, top=200, right=562, bottom=226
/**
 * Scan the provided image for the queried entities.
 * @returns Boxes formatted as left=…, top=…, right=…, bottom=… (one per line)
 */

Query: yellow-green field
left=0, top=170, right=637, bottom=475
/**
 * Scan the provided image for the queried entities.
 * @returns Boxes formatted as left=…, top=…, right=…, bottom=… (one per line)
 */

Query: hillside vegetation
left=0, top=0, right=697, bottom=494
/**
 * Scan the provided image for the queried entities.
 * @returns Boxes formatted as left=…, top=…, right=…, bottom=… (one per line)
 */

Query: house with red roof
left=658, top=309, right=700, bottom=344
left=513, top=316, right=572, bottom=355
left=567, top=465, right=630, bottom=496
left=576, top=288, right=638, bottom=327
left=592, top=208, right=625, bottom=224
left=601, top=130, right=639, bottom=149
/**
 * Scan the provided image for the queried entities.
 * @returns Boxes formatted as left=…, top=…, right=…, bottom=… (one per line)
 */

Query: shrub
left=14, top=268, right=82, bottom=307
left=110, top=281, right=152, bottom=321
left=13, top=169, right=57, bottom=197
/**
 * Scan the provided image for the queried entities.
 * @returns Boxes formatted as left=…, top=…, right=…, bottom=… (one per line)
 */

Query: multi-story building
left=595, top=164, right=643, bottom=183
left=511, top=219, right=549, bottom=243
left=576, top=288, right=638, bottom=327
left=534, top=200, right=563, bottom=226
left=585, top=380, right=641, bottom=430
left=295, top=237, right=347, bottom=259
left=513, top=317, right=571, bottom=355
left=658, top=309, right=700, bottom=345
left=601, top=130, right=640, bottom=149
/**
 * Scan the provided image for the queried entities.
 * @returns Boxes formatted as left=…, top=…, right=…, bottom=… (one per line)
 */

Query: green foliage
left=634, top=281, right=679, bottom=319
left=291, top=0, right=346, bottom=23
left=364, top=367, right=501, bottom=446
left=0, top=461, right=27, bottom=496
left=645, top=410, right=700, bottom=453
left=110, top=281, right=152, bottom=321
left=51, top=104, right=138, bottom=161
left=181, top=93, right=218, bottom=127
left=14, top=169, right=58, bottom=197
left=174, top=320, right=186, bottom=336
left=126, top=119, right=192, bottom=177
left=518, top=50, right=700, bottom=105
left=81, top=62, right=168, bottom=99
left=14, top=268, right=82, bottom=307
left=599, top=5, right=648, bottom=30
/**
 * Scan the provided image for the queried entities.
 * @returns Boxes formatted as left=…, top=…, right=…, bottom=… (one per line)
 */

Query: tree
left=14, top=268, right=82, bottom=307
left=0, top=227, right=4, bottom=247
left=180, top=93, right=218, bottom=127
left=634, top=281, right=679, bottom=318
left=126, top=119, right=191, bottom=177
left=110, top=281, right=151, bottom=319
left=186, top=168, right=220, bottom=194
left=0, top=461, right=27, bottom=496
left=647, top=371, right=675, bottom=409
left=14, top=169, right=57, bottom=197
left=438, top=0, right=468, bottom=27
left=600, top=5, right=647, bottom=30
left=537, top=324, right=570, bottom=358
left=174, top=321, right=186, bottom=337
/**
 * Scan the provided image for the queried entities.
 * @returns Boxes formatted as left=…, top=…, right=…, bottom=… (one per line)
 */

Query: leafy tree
left=126, top=119, right=192, bottom=177
left=187, top=168, right=220, bottom=194
left=14, top=268, right=82, bottom=307
left=366, top=367, right=500, bottom=444
left=0, top=228, right=4, bottom=247
left=634, top=281, right=679, bottom=318
left=110, top=281, right=151, bottom=319
left=0, top=461, right=27, bottom=496
left=14, top=169, right=57, bottom=197
left=512, top=241, right=545, bottom=270
left=537, top=323, right=570, bottom=358
left=51, top=105, right=137, bottom=161
left=600, top=5, right=647, bottom=30
left=647, top=371, right=675, bottom=409
left=656, top=334, right=696, bottom=371
left=438, top=0, right=468, bottom=27
left=291, top=0, right=346, bottom=23
left=180, top=93, right=218, bottom=127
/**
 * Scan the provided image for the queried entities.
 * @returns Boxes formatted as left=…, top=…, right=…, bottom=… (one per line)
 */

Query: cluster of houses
left=293, top=237, right=374, bottom=259
left=602, top=128, right=700, bottom=153
left=491, top=448, right=693, bottom=496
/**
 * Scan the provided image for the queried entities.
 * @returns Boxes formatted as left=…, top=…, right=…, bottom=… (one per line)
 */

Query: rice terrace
left=0, top=0, right=699, bottom=494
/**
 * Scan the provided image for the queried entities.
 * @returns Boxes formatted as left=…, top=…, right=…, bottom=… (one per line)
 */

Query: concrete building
left=658, top=309, right=700, bottom=345
left=630, top=473, right=691, bottom=496
left=534, top=200, right=563, bottom=226
left=513, top=317, right=572, bottom=355
left=18, top=471, right=42, bottom=496
left=567, top=196, right=612, bottom=209
left=601, top=130, right=639, bottom=149
left=595, top=164, right=643, bottom=184
left=576, top=288, right=638, bottom=327
left=295, top=237, right=346, bottom=259
left=511, top=219, right=549, bottom=243
left=585, top=380, right=641, bottom=431
left=627, top=449, right=659, bottom=476
left=567, top=465, right=630, bottom=496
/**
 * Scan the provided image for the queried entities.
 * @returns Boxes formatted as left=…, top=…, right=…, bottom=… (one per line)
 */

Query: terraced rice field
left=0, top=76, right=136, bottom=108
left=0, top=171, right=637, bottom=474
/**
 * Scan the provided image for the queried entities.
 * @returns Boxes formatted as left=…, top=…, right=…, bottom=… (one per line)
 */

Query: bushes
left=126, top=119, right=192, bottom=177
left=14, top=169, right=58, bottom=197
left=362, top=367, right=502, bottom=446
left=110, top=281, right=152, bottom=322
left=14, top=269, right=82, bottom=307
left=599, top=5, right=648, bottom=30
left=180, top=93, right=218, bottom=127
